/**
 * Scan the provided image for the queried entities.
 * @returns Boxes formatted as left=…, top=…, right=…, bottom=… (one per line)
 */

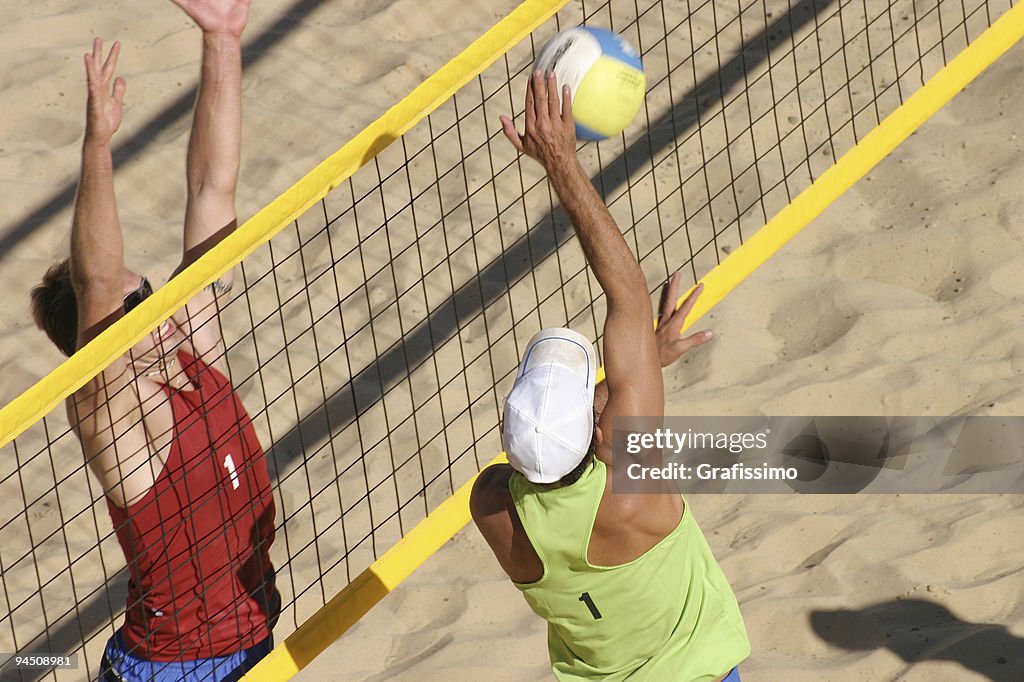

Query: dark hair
left=31, top=259, right=78, bottom=357
left=558, top=434, right=597, bottom=487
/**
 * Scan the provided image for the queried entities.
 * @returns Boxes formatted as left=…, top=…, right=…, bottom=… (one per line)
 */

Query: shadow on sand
left=811, top=598, right=1024, bottom=682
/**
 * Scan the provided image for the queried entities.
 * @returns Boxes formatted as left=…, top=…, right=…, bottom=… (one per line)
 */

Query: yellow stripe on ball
left=573, top=56, right=647, bottom=139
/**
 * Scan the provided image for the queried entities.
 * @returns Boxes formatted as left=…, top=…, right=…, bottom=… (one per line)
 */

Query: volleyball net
left=2, top=0, right=1021, bottom=679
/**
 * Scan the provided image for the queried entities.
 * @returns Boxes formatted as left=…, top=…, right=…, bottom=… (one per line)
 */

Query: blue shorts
left=99, top=630, right=272, bottom=682
left=722, top=667, right=742, bottom=682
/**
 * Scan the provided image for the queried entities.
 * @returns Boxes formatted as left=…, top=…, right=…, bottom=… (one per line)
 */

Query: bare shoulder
left=175, top=284, right=229, bottom=375
left=470, top=463, right=514, bottom=506
left=470, top=463, right=545, bottom=582
left=67, top=371, right=171, bottom=507
left=68, top=362, right=138, bottom=435
left=469, top=464, right=515, bottom=527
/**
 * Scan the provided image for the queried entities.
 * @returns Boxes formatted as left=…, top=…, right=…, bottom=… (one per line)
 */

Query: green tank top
left=509, top=460, right=750, bottom=681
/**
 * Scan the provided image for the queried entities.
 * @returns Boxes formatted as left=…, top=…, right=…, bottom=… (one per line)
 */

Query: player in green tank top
left=470, top=70, right=750, bottom=681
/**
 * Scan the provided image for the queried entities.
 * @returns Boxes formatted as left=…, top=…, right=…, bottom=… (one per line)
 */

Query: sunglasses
left=123, top=276, right=153, bottom=313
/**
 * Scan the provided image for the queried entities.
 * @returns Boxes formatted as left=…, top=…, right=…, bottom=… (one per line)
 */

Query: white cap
left=502, top=328, right=598, bottom=484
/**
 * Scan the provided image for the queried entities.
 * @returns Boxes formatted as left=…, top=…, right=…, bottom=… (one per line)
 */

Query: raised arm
left=68, top=38, right=140, bottom=433
left=71, top=39, right=128, bottom=352
left=66, top=39, right=162, bottom=507
left=501, top=71, right=663, bottom=467
left=170, top=0, right=250, bottom=369
left=175, top=0, right=247, bottom=261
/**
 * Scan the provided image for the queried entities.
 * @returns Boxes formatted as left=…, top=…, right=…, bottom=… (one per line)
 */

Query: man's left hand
left=500, top=71, right=578, bottom=175
left=170, top=0, right=250, bottom=38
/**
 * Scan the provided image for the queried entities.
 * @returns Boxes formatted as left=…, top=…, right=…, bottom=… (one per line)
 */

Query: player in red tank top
left=106, top=352, right=277, bottom=661
left=29, top=1, right=278, bottom=679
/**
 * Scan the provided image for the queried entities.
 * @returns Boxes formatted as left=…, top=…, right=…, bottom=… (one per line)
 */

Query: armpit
left=208, top=278, right=233, bottom=296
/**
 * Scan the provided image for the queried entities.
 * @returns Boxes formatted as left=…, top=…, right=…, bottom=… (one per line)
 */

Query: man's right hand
left=83, top=38, right=126, bottom=146
left=656, top=272, right=713, bottom=368
left=501, top=70, right=578, bottom=175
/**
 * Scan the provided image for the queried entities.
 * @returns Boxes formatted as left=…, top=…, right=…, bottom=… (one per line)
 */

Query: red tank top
left=107, top=352, right=277, bottom=660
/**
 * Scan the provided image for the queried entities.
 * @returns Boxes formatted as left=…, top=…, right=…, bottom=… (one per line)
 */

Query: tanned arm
left=66, top=39, right=162, bottom=507
left=471, top=73, right=717, bottom=579
left=500, top=71, right=662, bottom=470
left=170, top=0, right=250, bottom=372
left=71, top=39, right=128, bottom=354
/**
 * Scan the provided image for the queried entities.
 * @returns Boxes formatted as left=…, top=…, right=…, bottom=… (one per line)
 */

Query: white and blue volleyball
left=534, top=26, right=645, bottom=141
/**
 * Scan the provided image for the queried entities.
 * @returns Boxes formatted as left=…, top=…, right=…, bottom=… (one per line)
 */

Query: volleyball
left=534, top=26, right=646, bottom=141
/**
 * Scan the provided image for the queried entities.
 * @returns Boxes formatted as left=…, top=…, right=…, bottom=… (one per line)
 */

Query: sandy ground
left=2, top=0, right=1023, bottom=680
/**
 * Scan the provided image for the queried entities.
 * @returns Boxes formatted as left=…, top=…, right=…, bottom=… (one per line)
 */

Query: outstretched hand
left=170, top=0, right=250, bottom=37
left=500, top=70, right=577, bottom=173
left=83, top=38, right=126, bottom=146
left=655, top=272, right=713, bottom=368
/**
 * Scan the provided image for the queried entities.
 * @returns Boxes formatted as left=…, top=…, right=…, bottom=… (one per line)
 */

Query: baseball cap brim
left=517, top=328, right=598, bottom=387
